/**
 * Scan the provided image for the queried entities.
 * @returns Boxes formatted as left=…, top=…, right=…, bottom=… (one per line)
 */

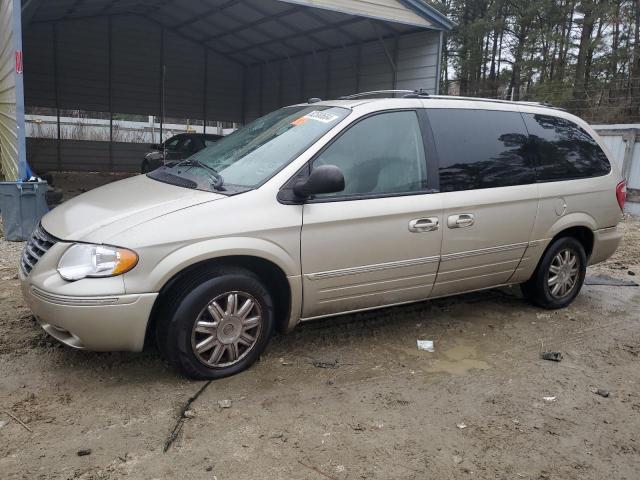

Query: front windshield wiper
left=175, top=159, right=225, bottom=191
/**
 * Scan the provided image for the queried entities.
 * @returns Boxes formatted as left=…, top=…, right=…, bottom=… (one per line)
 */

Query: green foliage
left=429, top=0, right=640, bottom=123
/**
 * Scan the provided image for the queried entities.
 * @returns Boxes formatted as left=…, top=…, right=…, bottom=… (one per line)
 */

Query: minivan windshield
left=148, top=105, right=350, bottom=192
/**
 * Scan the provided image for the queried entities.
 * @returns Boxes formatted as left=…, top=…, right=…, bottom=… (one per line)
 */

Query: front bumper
left=20, top=271, right=157, bottom=352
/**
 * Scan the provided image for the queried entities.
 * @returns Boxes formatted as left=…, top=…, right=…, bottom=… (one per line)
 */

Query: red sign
left=15, top=50, right=23, bottom=74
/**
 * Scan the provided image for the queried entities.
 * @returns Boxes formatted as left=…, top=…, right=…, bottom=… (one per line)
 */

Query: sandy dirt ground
left=0, top=183, right=639, bottom=479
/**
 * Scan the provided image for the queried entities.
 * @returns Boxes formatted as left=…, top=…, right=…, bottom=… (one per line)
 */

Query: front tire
left=521, top=236, right=587, bottom=309
left=156, top=267, right=274, bottom=379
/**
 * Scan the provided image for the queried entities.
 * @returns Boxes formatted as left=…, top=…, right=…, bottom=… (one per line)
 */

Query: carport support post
left=53, top=23, right=61, bottom=172
left=241, top=65, right=248, bottom=125
left=159, top=27, right=164, bottom=144
left=202, top=48, right=208, bottom=134
left=355, top=43, right=362, bottom=93
left=12, top=0, right=27, bottom=180
left=108, top=16, right=113, bottom=172
left=436, top=31, right=444, bottom=95
left=325, top=51, right=331, bottom=99
left=278, top=60, right=284, bottom=108
left=392, top=36, right=399, bottom=89
left=259, top=64, right=264, bottom=116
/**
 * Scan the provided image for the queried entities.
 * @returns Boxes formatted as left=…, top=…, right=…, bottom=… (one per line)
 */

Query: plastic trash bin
left=0, top=181, right=49, bottom=241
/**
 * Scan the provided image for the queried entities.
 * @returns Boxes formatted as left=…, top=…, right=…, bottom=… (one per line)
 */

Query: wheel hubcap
left=191, top=291, right=262, bottom=368
left=548, top=248, right=580, bottom=298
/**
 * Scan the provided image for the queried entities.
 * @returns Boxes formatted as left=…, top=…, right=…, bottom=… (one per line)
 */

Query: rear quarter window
left=427, top=108, right=535, bottom=192
left=522, top=113, right=611, bottom=181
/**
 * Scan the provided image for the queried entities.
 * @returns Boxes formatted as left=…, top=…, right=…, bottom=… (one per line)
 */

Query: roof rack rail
left=335, top=91, right=564, bottom=110
left=427, top=95, right=565, bottom=110
left=338, top=89, right=429, bottom=100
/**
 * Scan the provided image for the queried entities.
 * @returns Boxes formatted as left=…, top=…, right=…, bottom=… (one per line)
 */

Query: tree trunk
left=489, top=16, right=500, bottom=96
left=585, top=17, right=604, bottom=93
left=573, top=1, right=596, bottom=103
left=630, top=0, right=640, bottom=116
left=510, top=25, right=528, bottom=101
left=558, top=0, right=576, bottom=82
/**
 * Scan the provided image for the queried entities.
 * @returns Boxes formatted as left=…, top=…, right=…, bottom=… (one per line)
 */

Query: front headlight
left=57, top=244, right=138, bottom=281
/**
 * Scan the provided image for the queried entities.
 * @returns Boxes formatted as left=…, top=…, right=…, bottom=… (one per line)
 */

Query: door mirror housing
left=293, top=165, right=345, bottom=198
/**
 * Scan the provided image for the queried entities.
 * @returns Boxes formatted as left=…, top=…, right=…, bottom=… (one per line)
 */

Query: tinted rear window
left=522, top=113, right=610, bottom=181
left=428, top=109, right=535, bottom=192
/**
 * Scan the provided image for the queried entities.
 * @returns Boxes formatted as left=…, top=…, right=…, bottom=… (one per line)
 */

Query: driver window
left=313, top=111, right=427, bottom=198
left=181, top=138, right=195, bottom=153
left=164, top=137, right=181, bottom=150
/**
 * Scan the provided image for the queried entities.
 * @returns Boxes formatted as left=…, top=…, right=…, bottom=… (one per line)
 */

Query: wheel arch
left=551, top=225, right=594, bottom=258
left=142, top=239, right=302, bottom=348
left=545, top=213, right=597, bottom=258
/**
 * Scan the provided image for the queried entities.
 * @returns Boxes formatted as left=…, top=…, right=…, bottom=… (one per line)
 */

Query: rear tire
left=521, top=236, right=587, bottom=309
left=141, top=161, right=150, bottom=173
left=156, top=267, right=274, bottom=379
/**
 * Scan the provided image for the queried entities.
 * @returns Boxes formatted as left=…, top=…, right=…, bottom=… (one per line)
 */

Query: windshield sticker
left=291, top=117, right=309, bottom=127
left=303, top=111, right=340, bottom=123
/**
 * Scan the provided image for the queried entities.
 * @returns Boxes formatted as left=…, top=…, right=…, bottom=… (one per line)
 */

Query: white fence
left=25, top=115, right=236, bottom=143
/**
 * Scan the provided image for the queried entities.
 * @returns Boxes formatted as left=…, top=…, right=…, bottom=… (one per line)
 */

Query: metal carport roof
left=10, top=0, right=454, bottom=179
left=23, top=0, right=453, bottom=66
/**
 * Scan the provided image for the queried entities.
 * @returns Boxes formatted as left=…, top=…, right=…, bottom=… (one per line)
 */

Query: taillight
left=616, top=181, right=627, bottom=211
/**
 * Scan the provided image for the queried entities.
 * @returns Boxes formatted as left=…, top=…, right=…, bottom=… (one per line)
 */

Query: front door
left=426, top=108, right=539, bottom=297
left=299, top=110, right=443, bottom=319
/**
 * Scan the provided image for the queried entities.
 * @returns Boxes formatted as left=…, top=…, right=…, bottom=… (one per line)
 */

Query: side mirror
left=293, top=165, right=345, bottom=198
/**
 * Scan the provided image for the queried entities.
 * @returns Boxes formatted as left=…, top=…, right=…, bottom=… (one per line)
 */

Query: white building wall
left=0, top=0, right=25, bottom=180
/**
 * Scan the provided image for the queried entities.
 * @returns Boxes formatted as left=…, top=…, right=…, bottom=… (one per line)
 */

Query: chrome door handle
left=448, top=213, right=475, bottom=229
left=409, top=217, right=440, bottom=233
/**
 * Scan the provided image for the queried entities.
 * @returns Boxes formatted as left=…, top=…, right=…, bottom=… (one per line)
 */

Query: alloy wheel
left=547, top=248, right=580, bottom=298
left=191, top=291, right=263, bottom=368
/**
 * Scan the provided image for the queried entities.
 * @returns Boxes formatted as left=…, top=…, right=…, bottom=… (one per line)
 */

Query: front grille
left=21, top=224, right=58, bottom=275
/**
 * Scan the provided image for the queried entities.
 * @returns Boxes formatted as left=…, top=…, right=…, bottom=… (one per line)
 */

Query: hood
left=42, top=174, right=225, bottom=243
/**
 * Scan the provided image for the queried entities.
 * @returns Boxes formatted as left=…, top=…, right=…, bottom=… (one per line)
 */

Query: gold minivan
left=19, top=92, right=625, bottom=379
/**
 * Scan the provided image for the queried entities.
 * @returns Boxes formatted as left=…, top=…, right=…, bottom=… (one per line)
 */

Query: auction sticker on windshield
left=303, top=110, right=341, bottom=123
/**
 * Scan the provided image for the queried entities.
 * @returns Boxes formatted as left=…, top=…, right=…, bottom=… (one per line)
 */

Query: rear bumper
left=589, top=225, right=623, bottom=265
left=20, top=275, right=157, bottom=352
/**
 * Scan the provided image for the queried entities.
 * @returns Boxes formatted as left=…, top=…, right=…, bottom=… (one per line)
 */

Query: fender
left=142, top=236, right=300, bottom=293
left=511, top=212, right=598, bottom=284
left=545, top=212, right=597, bottom=240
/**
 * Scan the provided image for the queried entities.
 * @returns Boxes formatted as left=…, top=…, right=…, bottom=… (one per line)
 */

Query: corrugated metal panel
left=396, top=31, right=439, bottom=90
left=22, top=23, right=56, bottom=108
left=358, top=39, right=395, bottom=92
left=57, top=18, right=109, bottom=112
left=28, top=138, right=148, bottom=173
left=327, top=46, right=358, bottom=99
left=302, top=51, right=330, bottom=100
left=241, top=30, right=439, bottom=121
left=629, top=142, right=640, bottom=190
left=593, top=127, right=640, bottom=205
left=24, top=14, right=246, bottom=122
left=0, top=0, right=24, bottom=180
left=277, top=0, right=435, bottom=28
left=206, top=51, right=244, bottom=123
left=281, top=57, right=304, bottom=106
left=600, top=135, right=626, bottom=175
left=111, top=15, right=162, bottom=116
left=164, top=30, right=205, bottom=119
